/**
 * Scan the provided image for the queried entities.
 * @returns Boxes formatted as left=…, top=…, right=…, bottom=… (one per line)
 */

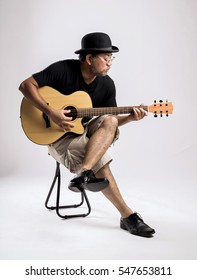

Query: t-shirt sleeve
left=32, top=61, right=65, bottom=88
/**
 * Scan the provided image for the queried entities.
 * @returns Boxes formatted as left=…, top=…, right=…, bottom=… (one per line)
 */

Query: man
left=19, top=32, right=155, bottom=238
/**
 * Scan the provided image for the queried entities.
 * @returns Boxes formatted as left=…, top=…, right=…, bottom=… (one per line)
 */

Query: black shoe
left=68, top=169, right=109, bottom=192
left=120, top=212, right=155, bottom=238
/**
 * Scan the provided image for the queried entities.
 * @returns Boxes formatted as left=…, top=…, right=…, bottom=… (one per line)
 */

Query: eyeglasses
left=95, top=55, right=115, bottom=64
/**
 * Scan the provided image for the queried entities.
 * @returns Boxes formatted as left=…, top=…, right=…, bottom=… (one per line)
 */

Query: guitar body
left=20, top=86, right=92, bottom=145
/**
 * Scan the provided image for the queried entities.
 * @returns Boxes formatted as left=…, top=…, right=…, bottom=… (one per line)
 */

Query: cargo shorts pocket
left=64, top=133, right=88, bottom=174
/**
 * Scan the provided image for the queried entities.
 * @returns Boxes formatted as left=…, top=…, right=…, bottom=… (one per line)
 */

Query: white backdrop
left=0, top=0, right=197, bottom=261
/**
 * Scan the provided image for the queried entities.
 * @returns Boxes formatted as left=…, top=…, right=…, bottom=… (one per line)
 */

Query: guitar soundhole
left=64, top=106, right=77, bottom=120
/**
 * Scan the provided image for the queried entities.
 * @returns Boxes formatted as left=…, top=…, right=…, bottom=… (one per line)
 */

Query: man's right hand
left=48, top=108, right=75, bottom=132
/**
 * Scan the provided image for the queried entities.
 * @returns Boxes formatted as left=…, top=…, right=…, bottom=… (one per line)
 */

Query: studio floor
left=0, top=169, right=196, bottom=260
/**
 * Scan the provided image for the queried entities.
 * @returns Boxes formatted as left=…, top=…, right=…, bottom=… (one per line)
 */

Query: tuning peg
left=154, top=112, right=158, bottom=117
left=154, top=100, right=157, bottom=106
left=160, top=111, right=163, bottom=117
left=166, top=111, right=169, bottom=117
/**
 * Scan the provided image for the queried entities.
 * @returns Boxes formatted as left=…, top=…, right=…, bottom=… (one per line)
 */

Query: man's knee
left=102, top=115, right=118, bottom=130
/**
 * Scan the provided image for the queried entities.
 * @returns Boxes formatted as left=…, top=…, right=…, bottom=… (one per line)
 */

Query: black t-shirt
left=33, top=59, right=117, bottom=108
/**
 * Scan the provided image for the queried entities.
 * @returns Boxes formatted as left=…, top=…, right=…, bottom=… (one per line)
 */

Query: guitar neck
left=76, top=106, right=148, bottom=118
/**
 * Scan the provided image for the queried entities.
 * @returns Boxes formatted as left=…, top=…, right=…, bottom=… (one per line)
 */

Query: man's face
left=90, top=53, right=115, bottom=76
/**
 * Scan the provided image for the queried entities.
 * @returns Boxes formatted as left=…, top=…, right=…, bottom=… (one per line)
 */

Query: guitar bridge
left=42, top=112, right=51, bottom=128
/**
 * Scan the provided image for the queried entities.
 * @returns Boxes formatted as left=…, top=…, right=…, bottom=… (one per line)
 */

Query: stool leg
left=45, top=161, right=91, bottom=219
left=45, top=161, right=60, bottom=210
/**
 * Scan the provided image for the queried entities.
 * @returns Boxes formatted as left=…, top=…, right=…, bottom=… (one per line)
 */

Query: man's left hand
left=129, top=106, right=148, bottom=121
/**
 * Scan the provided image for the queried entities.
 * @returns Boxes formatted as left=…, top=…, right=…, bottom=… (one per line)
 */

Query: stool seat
left=45, top=161, right=91, bottom=219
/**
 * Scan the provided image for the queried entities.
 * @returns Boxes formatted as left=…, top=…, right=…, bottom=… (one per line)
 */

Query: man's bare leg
left=81, top=116, right=118, bottom=171
left=68, top=116, right=119, bottom=192
left=96, top=164, right=133, bottom=218
left=96, top=164, right=155, bottom=237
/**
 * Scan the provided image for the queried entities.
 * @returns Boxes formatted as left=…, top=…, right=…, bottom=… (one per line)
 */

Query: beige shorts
left=48, top=115, right=119, bottom=174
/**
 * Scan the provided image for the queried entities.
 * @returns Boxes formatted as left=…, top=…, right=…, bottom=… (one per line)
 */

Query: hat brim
left=75, top=46, right=119, bottom=54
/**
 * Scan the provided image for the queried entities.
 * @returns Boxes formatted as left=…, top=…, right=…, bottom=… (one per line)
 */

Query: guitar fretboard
left=76, top=106, right=148, bottom=118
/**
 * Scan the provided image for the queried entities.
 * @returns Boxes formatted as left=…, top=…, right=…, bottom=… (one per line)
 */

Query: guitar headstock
left=148, top=100, right=174, bottom=117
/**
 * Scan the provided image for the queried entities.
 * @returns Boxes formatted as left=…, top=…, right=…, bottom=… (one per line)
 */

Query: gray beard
left=91, top=65, right=107, bottom=77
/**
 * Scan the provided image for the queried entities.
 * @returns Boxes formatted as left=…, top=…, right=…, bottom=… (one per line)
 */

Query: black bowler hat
left=75, top=32, right=119, bottom=54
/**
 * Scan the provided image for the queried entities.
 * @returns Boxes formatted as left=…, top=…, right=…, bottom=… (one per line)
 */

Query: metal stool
left=45, top=161, right=91, bottom=219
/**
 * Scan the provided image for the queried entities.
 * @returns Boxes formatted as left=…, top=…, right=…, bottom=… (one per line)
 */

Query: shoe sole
left=120, top=221, right=155, bottom=238
left=68, top=182, right=83, bottom=192
left=68, top=179, right=109, bottom=193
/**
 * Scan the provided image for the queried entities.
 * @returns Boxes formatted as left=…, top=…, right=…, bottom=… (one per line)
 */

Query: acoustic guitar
left=20, top=86, right=174, bottom=145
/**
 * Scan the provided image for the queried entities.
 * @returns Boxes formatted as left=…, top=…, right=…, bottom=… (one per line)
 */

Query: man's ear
left=86, top=54, right=93, bottom=65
